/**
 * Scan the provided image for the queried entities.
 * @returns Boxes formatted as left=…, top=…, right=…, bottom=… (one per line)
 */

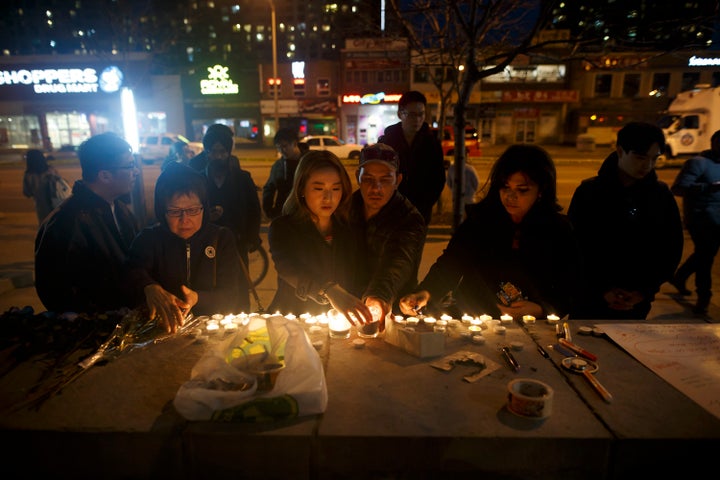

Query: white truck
left=659, top=84, right=720, bottom=160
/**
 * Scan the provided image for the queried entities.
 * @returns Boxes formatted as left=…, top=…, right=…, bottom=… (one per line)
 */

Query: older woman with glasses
left=127, top=163, right=243, bottom=333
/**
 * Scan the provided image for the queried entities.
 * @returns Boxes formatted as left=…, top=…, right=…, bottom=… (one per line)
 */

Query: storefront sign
left=688, top=56, right=720, bottom=67
left=0, top=65, right=124, bottom=94
left=342, top=92, right=402, bottom=104
left=200, top=64, right=239, bottom=95
left=501, top=90, right=579, bottom=103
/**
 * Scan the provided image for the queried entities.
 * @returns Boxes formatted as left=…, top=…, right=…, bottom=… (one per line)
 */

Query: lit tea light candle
left=206, top=320, right=220, bottom=335
left=211, top=313, right=224, bottom=321
left=406, top=317, right=420, bottom=326
left=304, top=315, right=318, bottom=325
left=500, top=314, right=513, bottom=323
left=468, top=325, right=482, bottom=333
left=479, top=314, right=492, bottom=323
left=328, top=314, right=352, bottom=339
left=436, top=319, right=448, bottom=327
left=522, top=315, right=536, bottom=325
left=461, top=314, right=474, bottom=324
left=223, top=322, right=238, bottom=332
left=423, top=317, right=437, bottom=325
left=394, top=315, right=406, bottom=325
left=470, top=318, right=482, bottom=327
left=546, top=314, right=560, bottom=324
left=299, top=313, right=312, bottom=321
left=440, top=314, right=453, bottom=322
left=285, top=313, right=297, bottom=321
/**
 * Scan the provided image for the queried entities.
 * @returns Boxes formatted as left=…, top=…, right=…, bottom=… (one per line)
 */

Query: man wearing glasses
left=350, top=143, right=426, bottom=325
left=35, top=132, right=141, bottom=314
left=379, top=90, right=445, bottom=225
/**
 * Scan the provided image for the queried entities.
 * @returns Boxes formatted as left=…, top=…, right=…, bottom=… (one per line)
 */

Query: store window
left=713, top=71, right=720, bottom=87
left=0, top=115, right=41, bottom=148
left=681, top=72, right=701, bottom=91
left=317, top=78, right=330, bottom=96
left=414, top=67, right=430, bottom=83
left=622, top=73, right=641, bottom=98
left=46, top=112, right=91, bottom=150
left=594, top=74, right=612, bottom=97
left=651, top=73, right=670, bottom=97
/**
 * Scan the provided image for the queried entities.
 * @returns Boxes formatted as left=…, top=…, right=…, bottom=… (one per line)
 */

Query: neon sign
left=342, top=92, right=402, bottom=104
left=688, top=56, right=720, bottom=67
left=0, top=66, right=123, bottom=94
left=200, top=64, right=239, bottom=95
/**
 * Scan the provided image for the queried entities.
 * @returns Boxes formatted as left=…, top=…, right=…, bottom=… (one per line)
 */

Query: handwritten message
left=598, top=323, right=720, bottom=419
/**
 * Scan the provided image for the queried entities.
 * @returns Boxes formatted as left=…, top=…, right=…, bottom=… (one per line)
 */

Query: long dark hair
left=25, top=149, right=49, bottom=174
left=282, top=150, right=353, bottom=222
left=479, top=144, right=562, bottom=213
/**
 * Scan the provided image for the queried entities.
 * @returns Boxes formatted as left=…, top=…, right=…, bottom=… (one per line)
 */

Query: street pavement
left=0, top=144, right=717, bottom=322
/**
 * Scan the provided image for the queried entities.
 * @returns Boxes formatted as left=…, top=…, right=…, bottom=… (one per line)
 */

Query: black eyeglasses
left=166, top=206, right=203, bottom=218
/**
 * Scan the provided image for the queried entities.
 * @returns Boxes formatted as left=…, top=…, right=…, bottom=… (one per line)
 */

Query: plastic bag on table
left=173, top=314, right=328, bottom=422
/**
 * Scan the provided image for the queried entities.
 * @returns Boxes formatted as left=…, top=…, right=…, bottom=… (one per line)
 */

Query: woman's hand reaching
left=144, top=284, right=198, bottom=333
left=325, top=283, right=373, bottom=325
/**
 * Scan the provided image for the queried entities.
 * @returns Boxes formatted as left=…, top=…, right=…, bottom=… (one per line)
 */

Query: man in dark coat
left=379, top=90, right=445, bottom=225
left=262, top=128, right=305, bottom=221
left=34, top=133, right=141, bottom=313
left=568, top=122, right=684, bottom=319
left=349, top=143, right=427, bottom=324
left=192, top=123, right=262, bottom=312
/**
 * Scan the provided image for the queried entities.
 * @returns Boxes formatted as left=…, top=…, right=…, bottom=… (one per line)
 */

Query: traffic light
left=267, top=77, right=282, bottom=95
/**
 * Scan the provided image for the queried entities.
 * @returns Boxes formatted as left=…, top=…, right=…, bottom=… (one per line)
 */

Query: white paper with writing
left=597, top=323, right=720, bottom=420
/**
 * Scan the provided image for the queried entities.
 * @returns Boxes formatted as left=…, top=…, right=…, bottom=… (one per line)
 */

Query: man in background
left=350, top=143, right=426, bottom=326
left=262, top=128, right=305, bottom=220
left=379, top=90, right=445, bottom=225
left=193, top=123, right=261, bottom=312
left=568, top=122, right=683, bottom=319
left=34, top=132, right=141, bottom=313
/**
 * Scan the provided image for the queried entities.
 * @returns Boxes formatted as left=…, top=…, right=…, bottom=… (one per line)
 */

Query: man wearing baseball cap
left=350, top=143, right=427, bottom=326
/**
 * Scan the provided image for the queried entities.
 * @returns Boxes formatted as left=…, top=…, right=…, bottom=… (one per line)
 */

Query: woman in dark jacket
left=127, top=163, right=242, bottom=333
left=399, top=144, right=582, bottom=319
left=268, top=150, right=373, bottom=325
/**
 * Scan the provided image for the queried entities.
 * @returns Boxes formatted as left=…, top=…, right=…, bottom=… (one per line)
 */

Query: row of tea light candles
left=202, top=311, right=562, bottom=337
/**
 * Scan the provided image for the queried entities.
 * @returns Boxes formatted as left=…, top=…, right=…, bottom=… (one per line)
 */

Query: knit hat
left=202, top=124, right=234, bottom=152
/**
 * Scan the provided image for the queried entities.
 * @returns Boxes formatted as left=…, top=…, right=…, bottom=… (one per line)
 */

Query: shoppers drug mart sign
left=0, top=65, right=124, bottom=94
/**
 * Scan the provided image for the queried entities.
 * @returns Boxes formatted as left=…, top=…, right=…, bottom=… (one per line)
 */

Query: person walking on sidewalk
left=34, top=133, right=141, bottom=314
left=22, top=149, right=62, bottom=223
left=669, top=129, right=720, bottom=315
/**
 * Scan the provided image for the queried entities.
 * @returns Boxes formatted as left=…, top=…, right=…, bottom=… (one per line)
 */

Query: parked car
left=139, top=133, right=203, bottom=163
left=431, top=125, right=482, bottom=157
left=301, top=135, right=363, bottom=159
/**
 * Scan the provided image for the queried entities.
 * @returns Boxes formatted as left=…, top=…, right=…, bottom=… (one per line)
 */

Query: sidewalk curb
left=0, top=271, right=34, bottom=295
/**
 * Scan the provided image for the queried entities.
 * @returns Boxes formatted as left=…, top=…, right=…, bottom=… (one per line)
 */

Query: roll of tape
left=507, top=378, right=554, bottom=419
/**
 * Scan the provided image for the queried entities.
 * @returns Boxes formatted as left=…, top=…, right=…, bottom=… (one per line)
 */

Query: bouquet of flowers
left=0, top=306, right=202, bottom=412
